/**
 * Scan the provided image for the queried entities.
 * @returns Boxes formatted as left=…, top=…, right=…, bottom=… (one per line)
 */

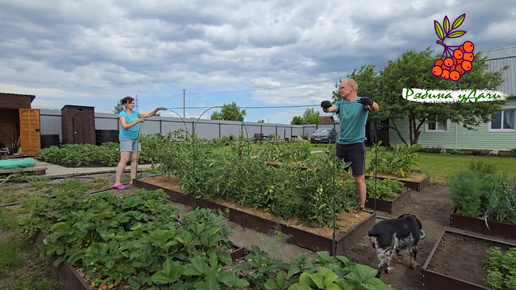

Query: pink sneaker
left=112, top=184, right=126, bottom=190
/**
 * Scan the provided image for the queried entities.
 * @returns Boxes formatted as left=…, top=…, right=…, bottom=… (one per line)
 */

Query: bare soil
left=426, top=231, right=515, bottom=287
left=2, top=172, right=515, bottom=289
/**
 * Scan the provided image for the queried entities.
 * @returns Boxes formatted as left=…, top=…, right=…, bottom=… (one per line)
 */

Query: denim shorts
left=119, top=138, right=141, bottom=152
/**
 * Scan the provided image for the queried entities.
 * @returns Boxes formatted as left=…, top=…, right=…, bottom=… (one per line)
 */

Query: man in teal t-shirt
left=320, top=79, right=379, bottom=208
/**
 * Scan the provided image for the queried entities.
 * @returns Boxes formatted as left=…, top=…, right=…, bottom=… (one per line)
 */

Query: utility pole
left=183, top=89, right=185, bottom=118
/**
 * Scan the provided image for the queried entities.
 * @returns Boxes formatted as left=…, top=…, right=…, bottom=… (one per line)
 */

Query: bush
left=367, top=142, right=421, bottom=177
left=449, top=170, right=498, bottom=218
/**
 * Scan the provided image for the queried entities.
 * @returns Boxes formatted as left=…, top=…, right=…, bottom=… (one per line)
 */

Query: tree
left=290, top=108, right=324, bottom=125
left=345, top=47, right=507, bottom=145
left=291, top=116, right=304, bottom=125
left=257, top=120, right=265, bottom=123
left=113, top=102, right=124, bottom=114
left=210, top=102, right=247, bottom=121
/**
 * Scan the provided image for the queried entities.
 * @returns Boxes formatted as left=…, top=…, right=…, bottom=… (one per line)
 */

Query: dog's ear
left=415, top=216, right=422, bottom=230
left=397, top=214, right=408, bottom=219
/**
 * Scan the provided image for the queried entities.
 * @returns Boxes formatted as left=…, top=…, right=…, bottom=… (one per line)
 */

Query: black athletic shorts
left=335, top=142, right=366, bottom=175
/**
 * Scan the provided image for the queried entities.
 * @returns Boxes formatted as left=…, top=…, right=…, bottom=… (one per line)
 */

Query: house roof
left=483, top=45, right=516, bottom=96
left=0, top=92, right=36, bottom=102
left=321, top=116, right=334, bottom=124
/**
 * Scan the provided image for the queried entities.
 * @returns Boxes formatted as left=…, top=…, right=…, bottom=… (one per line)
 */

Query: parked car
left=310, top=128, right=337, bottom=143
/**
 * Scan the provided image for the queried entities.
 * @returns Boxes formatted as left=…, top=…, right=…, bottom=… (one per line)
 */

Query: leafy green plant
left=234, top=249, right=394, bottom=290
left=449, top=170, right=498, bottom=218
left=367, top=142, right=421, bottom=178
left=26, top=187, right=248, bottom=289
left=484, top=247, right=516, bottom=290
left=340, top=175, right=405, bottom=201
left=483, top=180, right=516, bottom=224
left=38, top=143, right=120, bottom=167
left=469, top=159, right=497, bottom=175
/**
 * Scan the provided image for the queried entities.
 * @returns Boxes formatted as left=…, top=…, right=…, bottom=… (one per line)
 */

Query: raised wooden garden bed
left=134, top=174, right=375, bottom=255
left=33, top=232, right=246, bottom=289
left=365, top=189, right=412, bottom=214
left=450, top=210, right=516, bottom=240
left=421, top=229, right=516, bottom=290
left=365, top=172, right=430, bottom=192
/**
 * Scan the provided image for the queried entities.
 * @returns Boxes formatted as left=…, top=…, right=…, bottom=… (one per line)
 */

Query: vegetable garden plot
left=365, top=172, right=430, bottom=192
left=450, top=211, right=516, bottom=240
left=422, top=229, right=516, bottom=290
left=365, top=189, right=412, bottom=214
left=135, top=175, right=375, bottom=255
left=33, top=232, right=246, bottom=290
left=449, top=170, right=516, bottom=240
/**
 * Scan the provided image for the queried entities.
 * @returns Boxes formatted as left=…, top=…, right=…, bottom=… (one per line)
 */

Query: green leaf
left=265, top=279, right=281, bottom=290
left=288, top=284, right=312, bottom=290
left=443, top=16, right=450, bottom=33
left=448, top=30, right=466, bottom=38
left=151, top=271, right=171, bottom=284
left=310, top=272, right=325, bottom=289
left=324, top=270, right=338, bottom=286
left=434, top=21, right=444, bottom=40
left=53, top=255, right=66, bottom=267
left=345, top=264, right=377, bottom=282
left=452, top=13, right=466, bottom=29
left=276, top=271, right=286, bottom=288
left=205, top=273, right=220, bottom=290
left=298, top=272, right=313, bottom=286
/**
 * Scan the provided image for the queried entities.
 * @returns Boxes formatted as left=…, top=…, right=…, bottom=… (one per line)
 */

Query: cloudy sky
left=1, top=0, right=515, bottom=123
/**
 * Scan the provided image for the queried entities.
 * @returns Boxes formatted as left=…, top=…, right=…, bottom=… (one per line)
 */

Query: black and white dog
left=368, top=214, right=422, bottom=278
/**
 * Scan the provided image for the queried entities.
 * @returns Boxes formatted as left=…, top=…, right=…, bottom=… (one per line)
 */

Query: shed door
left=19, top=109, right=40, bottom=156
left=73, top=112, right=92, bottom=144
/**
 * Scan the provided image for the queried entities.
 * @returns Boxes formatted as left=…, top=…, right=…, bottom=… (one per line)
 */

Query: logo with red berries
left=432, top=13, right=475, bottom=81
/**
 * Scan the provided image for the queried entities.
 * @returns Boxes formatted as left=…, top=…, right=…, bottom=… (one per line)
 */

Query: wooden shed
left=61, top=105, right=96, bottom=145
left=0, top=92, right=41, bottom=156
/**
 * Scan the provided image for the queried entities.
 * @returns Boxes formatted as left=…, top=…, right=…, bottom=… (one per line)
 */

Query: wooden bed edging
left=134, top=178, right=376, bottom=255
left=33, top=231, right=246, bottom=289
left=450, top=210, right=516, bottom=240
left=365, top=189, right=412, bottom=214
left=421, top=229, right=516, bottom=290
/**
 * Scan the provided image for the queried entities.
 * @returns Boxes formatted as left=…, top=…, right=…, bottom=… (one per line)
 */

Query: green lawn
left=365, top=151, right=516, bottom=185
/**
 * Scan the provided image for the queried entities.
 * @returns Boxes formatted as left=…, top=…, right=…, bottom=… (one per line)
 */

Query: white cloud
left=0, top=0, right=515, bottom=122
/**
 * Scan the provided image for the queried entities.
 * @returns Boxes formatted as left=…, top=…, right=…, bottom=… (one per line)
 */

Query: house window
left=489, top=109, right=515, bottom=131
left=426, top=119, right=448, bottom=132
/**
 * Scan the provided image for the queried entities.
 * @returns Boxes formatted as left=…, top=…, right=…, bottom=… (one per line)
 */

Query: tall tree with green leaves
left=291, top=108, right=324, bottom=125
left=341, top=47, right=507, bottom=145
left=210, top=102, right=247, bottom=121
left=113, top=102, right=124, bottom=114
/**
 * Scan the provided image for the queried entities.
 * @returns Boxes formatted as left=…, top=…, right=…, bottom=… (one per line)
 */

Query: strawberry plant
left=38, top=143, right=120, bottom=167
left=234, top=247, right=394, bottom=290
left=26, top=188, right=249, bottom=289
